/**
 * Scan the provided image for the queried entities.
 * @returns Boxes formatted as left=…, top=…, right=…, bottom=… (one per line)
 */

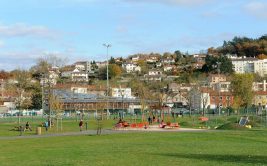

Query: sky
left=0, top=0, right=267, bottom=71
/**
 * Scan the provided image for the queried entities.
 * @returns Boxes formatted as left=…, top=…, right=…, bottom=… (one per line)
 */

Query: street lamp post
left=217, top=62, right=221, bottom=116
left=103, top=44, right=111, bottom=118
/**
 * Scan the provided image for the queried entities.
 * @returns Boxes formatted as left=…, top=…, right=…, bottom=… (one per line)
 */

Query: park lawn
left=1, top=130, right=267, bottom=166
left=0, top=117, right=119, bottom=136
left=0, top=115, right=264, bottom=137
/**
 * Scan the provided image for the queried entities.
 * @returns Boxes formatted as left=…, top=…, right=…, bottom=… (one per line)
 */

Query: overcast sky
left=0, top=0, right=267, bottom=70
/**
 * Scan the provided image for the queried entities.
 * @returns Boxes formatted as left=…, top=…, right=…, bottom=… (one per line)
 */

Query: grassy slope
left=1, top=130, right=267, bottom=166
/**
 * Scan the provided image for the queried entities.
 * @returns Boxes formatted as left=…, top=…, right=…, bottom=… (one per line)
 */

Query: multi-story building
left=231, top=57, right=267, bottom=76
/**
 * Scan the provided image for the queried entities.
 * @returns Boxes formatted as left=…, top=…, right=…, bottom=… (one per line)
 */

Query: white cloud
left=0, top=49, right=51, bottom=70
left=0, top=23, right=60, bottom=39
left=244, top=1, right=267, bottom=19
left=122, top=0, right=214, bottom=7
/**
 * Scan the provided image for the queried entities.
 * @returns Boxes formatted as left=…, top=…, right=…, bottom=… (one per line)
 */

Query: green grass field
left=0, top=114, right=266, bottom=136
left=1, top=130, right=267, bottom=166
left=1, top=115, right=267, bottom=165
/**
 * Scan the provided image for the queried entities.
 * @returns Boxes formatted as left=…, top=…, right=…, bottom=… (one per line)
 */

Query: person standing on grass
left=25, top=121, right=32, bottom=131
left=45, top=121, right=49, bottom=131
left=79, top=119, right=83, bottom=131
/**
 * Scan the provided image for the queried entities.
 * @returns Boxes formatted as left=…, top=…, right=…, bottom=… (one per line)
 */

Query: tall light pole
left=103, top=44, right=111, bottom=117
left=217, top=62, right=221, bottom=116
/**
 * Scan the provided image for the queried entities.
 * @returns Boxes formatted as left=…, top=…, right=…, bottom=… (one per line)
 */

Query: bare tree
left=8, top=69, right=32, bottom=124
left=201, top=92, right=209, bottom=116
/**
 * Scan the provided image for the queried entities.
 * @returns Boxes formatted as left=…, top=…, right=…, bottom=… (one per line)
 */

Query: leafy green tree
left=109, top=57, right=116, bottom=64
left=202, top=55, right=233, bottom=74
left=28, top=82, right=42, bottom=109
left=109, top=64, right=122, bottom=78
left=137, top=60, right=149, bottom=74
left=215, top=35, right=267, bottom=57
left=98, top=64, right=122, bottom=80
left=231, top=74, right=254, bottom=114
left=174, top=50, right=183, bottom=62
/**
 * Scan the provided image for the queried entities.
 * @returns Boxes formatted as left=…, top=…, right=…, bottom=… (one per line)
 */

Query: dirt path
left=0, top=128, right=212, bottom=140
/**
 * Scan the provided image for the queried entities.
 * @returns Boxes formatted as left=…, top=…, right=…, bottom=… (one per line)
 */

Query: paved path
left=0, top=128, right=214, bottom=140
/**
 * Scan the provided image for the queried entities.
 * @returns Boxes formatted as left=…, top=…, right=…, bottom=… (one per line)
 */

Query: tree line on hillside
left=208, top=34, right=267, bottom=57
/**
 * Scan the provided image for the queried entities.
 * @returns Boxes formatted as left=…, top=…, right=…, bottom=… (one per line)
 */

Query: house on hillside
left=40, top=69, right=59, bottom=86
left=131, top=56, right=139, bottom=62
left=71, top=86, right=88, bottom=94
left=146, top=56, right=160, bottom=63
left=111, top=88, right=134, bottom=98
left=122, top=62, right=141, bottom=73
left=163, top=65, right=175, bottom=72
left=208, top=74, right=227, bottom=84
left=209, top=91, right=233, bottom=109
left=61, top=70, right=72, bottom=78
left=148, top=69, right=163, bottom=76
left=253, top=80, right=267, bottom=91
left=96, top=61, right=107, bottom=69
left=162, top=57, right=175, bottom=64
left=253, top=91, right=267, bottom=107
left=71, top=68, right=88, bottom=82
left=193, top=54, right=206, bottom=63
left=143, top=69, right=164, bottom=82
left=74, top=61, right=92, bottom=73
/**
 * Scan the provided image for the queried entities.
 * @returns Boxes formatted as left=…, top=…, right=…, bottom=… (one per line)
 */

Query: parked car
left=3, top=113, right=12, bottom=116
left=13, top=112, right=23, bottom=116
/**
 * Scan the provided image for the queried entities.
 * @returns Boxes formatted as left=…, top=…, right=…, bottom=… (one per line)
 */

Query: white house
left=74, top=61, right=92, bottom=73
left=144, top=70, right=164, bottom=82
left=131, top=56, right=139, bottom=62
left=71, top=87, right=88, bottom=94
left=162, top=57, right=175, bottom=64
left=111, top=88, right=134, bottom=98
left=148, top=69, right=163, bottom=76
left=40, top=70, right=59, bottom=86
left=146, top=56, right=159, bottom=63
left=163, top=65, right=174, bottom=72
left=71, top=68, right=88, bottom=82
left=122, top=62, right=141, bottom=73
